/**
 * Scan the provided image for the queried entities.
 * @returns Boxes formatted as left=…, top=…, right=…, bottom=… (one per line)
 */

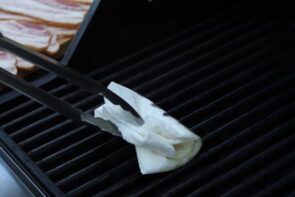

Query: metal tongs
left=0, top=33, right=144, bottom=133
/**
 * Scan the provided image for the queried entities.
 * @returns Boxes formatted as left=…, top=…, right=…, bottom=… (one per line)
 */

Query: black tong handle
left=0, top=33, right=143, bottom=123
left=0, top=68, right=119, bottom=133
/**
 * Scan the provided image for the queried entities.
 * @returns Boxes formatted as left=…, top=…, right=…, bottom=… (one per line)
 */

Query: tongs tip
left=105, top=90, right=144, bottom=125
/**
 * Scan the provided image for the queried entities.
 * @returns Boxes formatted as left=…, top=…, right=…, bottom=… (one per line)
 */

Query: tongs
left=0, top=33, right=144, bottom=133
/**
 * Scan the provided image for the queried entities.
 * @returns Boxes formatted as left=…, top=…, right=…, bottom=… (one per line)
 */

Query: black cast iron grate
left=0, top=0, right=294, bottom=196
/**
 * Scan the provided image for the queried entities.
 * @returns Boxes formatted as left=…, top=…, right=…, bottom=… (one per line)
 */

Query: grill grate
left=0, top=0, right=294, bottom=196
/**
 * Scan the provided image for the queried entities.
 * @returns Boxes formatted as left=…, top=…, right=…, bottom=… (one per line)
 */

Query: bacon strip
left=47, top=26, right=77, bottom=39
left=47, top=34, right=60, bottom=55
left=0, top=20, right=51, bottom=51
left=65, top=0, right=93, bottom=4
left=0, top=10, right=37, bottom=22
left=0, top=0, right=86, bottom=28
left=0, top=50, right=17, bottom=74
left=0, top=11, right=77, bottom=39
left=16, top=57, right=35, bottom=70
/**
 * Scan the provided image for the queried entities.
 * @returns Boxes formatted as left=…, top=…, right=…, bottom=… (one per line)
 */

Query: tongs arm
left=0, top=33, right=143, bottom=124
left=0, top=68, right=119, bottom=133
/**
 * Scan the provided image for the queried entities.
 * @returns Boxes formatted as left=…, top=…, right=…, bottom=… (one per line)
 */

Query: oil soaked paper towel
left=95, top=82, right=202, bottom=174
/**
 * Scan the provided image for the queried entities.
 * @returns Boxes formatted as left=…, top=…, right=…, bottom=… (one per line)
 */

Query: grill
left=0, top=0, right=294, bottom=196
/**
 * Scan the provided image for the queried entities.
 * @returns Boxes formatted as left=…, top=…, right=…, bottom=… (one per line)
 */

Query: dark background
left=67, top=0, right=245, bottom=72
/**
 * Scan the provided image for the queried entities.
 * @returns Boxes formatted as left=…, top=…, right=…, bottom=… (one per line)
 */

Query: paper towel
left=95, top=82, right=202, bottom=174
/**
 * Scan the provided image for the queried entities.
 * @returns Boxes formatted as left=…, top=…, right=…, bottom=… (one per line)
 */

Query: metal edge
left=61, top=0, right=102, bottom=65
left=0, top=129, right=65, bottom=196
left=0, top=146, right=43, bottom=197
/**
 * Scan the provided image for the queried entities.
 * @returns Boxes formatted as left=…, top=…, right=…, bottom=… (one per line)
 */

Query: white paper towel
left=95, top=82, right=202, bottom=174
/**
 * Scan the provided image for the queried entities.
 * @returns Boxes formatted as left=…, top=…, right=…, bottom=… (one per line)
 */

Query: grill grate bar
left=35, top=131, right=108, bottom=170
left=253, top=171, right=295, bottom=197
left=191, top=75, right=295, bottom=133
left=168, top=62, right=278, bottom=117
left=122, top=26, right=272, bottom=94
left=93, top=3, right=253, bottom=79
left=221, top=152, right=295, bottom=197
left=57, top=147, right=136, bottom=190
left=27, top=125, right=87, bottom=158
left=95, top=120, right=295, bottom=196
left=90, top=1, right=253, bottom=80
left=186, top=133, right=295, bottom=197
left=95, top=74, right=294, bottom=194
left=198, top=99, right=295, bottom=151
left=9, top=92, right=97, bottom=143
left=65, top=158, right=137, bottom=195
left=98, top=0, right=286, bottom=85
left=101, top=19, right=258, bottom=84
left=27, top=125, right=89, bottom=159
left=2, top=89, right=89, bottom=133
left=151, top=34, right=289, bottom=105
left=95, top=91, right=295, bottom=196
left=43, top=66, right=292, bottom=188
left=117, top=108, right=293, bottom=196
left=103, top=10, right=282, bottom=84
left=0, top=83, right=77, bottom=128
left=55, top=77, right=295, bottom=193
left=37, top=15, right=295, bottom=195
left=61, top=69, right=294, bottom=194
left=48, top=139, right=128, bottom=182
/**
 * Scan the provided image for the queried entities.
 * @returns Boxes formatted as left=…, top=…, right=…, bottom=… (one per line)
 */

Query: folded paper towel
left=95, top=82, right=202, bottom=174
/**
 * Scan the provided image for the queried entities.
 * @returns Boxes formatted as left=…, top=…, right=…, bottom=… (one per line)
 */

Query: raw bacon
left=0, top=0, right=92, bottom=75
left=0, top=20, right=51, bottom=51
left=47, top=34, right=60, bottom=55
left=16, top=57, right=35, bottom=70
left=0, top=10, right=37, bottom=22
left=0, top=51, right=17, bottom=74
left=0, top=11, right=76, bottom=40
left=47, top=26, right=76, bottom=39
left=66, top=0, right=93, bottom=4
left=0, top=0, right=86, bottom=28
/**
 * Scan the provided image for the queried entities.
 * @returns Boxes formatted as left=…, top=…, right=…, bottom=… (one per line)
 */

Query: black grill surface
left=0, top=1, right=295, bottom=196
